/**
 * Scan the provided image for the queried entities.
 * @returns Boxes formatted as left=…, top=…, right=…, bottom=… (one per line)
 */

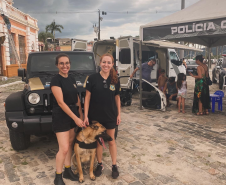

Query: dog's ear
left=90, top=124, right=99, bottom=130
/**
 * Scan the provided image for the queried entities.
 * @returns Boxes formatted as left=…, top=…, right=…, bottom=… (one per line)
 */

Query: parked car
left=4, top=51, right=107, bottom=150
left=186, top=59, right=198, bottom=74
left=212, top=57, right=226, bottom=89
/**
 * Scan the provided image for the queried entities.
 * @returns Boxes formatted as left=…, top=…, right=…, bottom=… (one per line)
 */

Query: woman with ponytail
left=84, top=53, right=121, bottom=179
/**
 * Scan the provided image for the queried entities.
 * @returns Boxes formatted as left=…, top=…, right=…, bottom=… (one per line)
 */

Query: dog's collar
left=75, top=138, right=97, bottom=149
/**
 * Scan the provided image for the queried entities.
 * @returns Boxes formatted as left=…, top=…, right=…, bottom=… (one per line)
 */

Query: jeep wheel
left=9, top=129, right=30, bottom=150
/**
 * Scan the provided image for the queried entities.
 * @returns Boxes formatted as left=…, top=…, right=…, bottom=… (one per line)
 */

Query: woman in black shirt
left=84, top=53, right=121, bottom=179
left=51, top=53, right=84, bottom=185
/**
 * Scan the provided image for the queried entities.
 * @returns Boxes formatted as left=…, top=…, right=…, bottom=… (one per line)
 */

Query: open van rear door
left=117, top=37, right=133, bottom=88
left=71, top=39, right=87, bottom=51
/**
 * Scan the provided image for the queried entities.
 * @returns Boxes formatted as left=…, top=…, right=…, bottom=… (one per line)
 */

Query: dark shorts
left=166, top=94, right=177, bottom=101
left=89, top=118, right=117, bottom=130
left=52, top=105, right=79, bottom=133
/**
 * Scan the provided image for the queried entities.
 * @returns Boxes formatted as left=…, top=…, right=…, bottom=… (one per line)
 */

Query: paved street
left=0, top=76, right=226, bottom=185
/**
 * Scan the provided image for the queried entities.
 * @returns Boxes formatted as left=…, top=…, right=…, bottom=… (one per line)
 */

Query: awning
left=0, top=32, right=5, bottom=44
left=134, top=39, right=202, bottom=52
left=140, top=0, right=226, bottom=47
left=143, top=40, right=202, bottom=52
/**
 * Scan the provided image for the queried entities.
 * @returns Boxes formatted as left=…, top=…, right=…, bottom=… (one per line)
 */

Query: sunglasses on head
left=103, top=80, right=108, bottom=88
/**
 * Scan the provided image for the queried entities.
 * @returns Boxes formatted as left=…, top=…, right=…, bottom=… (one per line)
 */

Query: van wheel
left=9, top=129, right=30, bottom=150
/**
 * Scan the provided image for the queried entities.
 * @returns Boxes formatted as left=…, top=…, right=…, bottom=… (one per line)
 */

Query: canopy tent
left=140, top=0, right=226, bottom=48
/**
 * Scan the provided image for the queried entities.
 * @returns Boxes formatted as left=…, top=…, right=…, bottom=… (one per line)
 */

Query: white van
left=71, top=39, right=87, bottom=51
left=116, top=36, right=187, bottom=88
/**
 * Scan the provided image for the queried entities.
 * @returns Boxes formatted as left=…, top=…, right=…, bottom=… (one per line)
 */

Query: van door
left=168, top=49, right=186, bottom=79
left=71, top=39, right=87, bottom=51
left=117, top=37, right=133, bottom=88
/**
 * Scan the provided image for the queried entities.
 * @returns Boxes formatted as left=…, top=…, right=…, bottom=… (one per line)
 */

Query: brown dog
left=72, top=121, right=112, bottom=183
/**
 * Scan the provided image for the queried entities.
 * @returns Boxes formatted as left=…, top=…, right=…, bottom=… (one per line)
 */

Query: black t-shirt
left=51, top=74, right=78, bottom=107
left=86, top=73, right=121, bottom=124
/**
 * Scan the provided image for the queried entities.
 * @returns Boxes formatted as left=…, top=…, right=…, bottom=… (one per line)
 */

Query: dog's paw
left=79, top=178, right=84, bottom=183
left=90, top=175, right=96, bottom=181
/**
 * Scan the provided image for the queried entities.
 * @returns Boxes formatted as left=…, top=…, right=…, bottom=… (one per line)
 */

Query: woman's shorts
left=52, top=105, right=79, bottom=133
left=89, top=118, right=117, bottom=130
left=177, top=92, right=187, bottom=98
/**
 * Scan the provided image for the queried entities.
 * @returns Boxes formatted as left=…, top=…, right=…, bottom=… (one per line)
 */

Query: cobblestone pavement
left=0, top=76, right=226, bottom=185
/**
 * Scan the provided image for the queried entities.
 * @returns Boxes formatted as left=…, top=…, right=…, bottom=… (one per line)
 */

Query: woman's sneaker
left=94, top=163, right=104, bottom=177
left=112, top=165, right=119, bottom=179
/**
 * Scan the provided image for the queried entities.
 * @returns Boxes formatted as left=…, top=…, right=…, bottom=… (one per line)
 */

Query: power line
left=26, top=10, right=178, bottom=14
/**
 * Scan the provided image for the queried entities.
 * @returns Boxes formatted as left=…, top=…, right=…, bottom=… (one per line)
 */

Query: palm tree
left=38, top=31, right=54, bottom=50
left=45, top=21, right=64, bottom=40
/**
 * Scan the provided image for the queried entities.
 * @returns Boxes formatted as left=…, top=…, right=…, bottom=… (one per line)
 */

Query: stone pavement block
left=155, top=175, right=174, bottom=184
left=142, top=178, right=162, bottom=185
left=134, top=173, right=150, bottom=181
left=0, top=170, right=5, bottom=179
left=121, top=174, right=135, bottom=183
left=4, top=162, right=20, bottom=182
left=23, top=176, right=33, bottom=184
left=129, top=181, right=143, bottom=185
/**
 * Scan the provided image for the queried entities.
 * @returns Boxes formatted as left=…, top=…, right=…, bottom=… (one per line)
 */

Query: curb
left=0, top=81, right=24, bottom=88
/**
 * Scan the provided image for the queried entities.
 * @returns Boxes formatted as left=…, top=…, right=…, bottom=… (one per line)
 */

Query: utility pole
left=98, top=10, right=100, bottom=40
left=98, top=10, right=107, bottom=40
left=180, top=0, right=185, bottom=59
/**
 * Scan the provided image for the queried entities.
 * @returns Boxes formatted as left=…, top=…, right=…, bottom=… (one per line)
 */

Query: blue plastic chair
left=211, top=91, right=224, bottom=112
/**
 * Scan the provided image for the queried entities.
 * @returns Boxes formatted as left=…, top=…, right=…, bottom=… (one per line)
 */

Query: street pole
left=139, top=40, right=142, bottom=110
left=98, top=9, right=100, bottom=40
left=180, top=0, right=185, bottom=59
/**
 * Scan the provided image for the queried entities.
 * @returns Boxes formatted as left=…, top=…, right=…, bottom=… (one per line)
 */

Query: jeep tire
left=9, top=129, right=30, bottom=150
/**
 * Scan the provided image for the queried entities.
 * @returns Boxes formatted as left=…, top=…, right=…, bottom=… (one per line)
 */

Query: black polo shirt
left=50, top=74, right=78, bottom=107
left=86, top=73, right=120, bottom=126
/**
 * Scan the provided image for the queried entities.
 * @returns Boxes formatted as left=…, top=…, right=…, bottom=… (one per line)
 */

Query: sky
left=13, top=0, right=200, bottom=41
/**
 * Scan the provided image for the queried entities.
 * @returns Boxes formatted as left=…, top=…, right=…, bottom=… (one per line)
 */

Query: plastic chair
left=212, top=91, right=224, bottom=112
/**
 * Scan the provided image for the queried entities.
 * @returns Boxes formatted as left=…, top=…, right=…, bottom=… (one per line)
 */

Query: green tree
left=45, top=21, right=64, bottom=40
left=38, top=31, right=54, bottom=51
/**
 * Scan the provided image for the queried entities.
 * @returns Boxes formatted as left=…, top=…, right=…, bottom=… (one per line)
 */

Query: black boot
left=54, top=173, right=65, bottom=185
left=63, top=167, right=79, bottom=181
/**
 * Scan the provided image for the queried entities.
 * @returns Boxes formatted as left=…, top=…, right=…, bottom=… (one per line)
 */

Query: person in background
left=130, top=58, right=156, bottom=91
left=1, top=14, right=11, bottom=34
left=189, top=55, right=210, bottom=115
left=182, top=58, right=187, bottom=69
left=163, top=77, right=178, bottom=107
left=158, top=69, right=168, bottom=91
left=177, top=73, right=187, bottom=113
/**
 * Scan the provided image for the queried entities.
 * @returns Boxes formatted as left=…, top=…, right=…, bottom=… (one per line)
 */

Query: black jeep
left=5, top=51, right=97, bottom=150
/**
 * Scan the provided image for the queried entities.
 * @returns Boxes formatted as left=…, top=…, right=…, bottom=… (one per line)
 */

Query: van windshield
left=169, top=52, right=179, bottom=61
left=29, top=53, right=95, bottom=72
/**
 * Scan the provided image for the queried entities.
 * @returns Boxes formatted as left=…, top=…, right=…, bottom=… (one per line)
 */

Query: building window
left=19, top=35, right=26, bottom=64
left=9, top=33, right=16, bottom=64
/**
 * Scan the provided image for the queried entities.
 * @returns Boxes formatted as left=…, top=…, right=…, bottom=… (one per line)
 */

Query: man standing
left=130, top=58, right=156, bottom=91
left=1, top=14, right=11, bottom=34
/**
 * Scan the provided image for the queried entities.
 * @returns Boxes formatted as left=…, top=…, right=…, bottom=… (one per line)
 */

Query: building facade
left=0, top=0, right=39, bottom=77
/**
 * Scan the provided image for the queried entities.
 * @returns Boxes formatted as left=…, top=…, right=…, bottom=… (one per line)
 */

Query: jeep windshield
left=28, top=52, right=95, bottom=74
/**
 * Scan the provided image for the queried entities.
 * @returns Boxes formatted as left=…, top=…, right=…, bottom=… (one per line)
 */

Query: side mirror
left=18, top=68, right=26, bottom=81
